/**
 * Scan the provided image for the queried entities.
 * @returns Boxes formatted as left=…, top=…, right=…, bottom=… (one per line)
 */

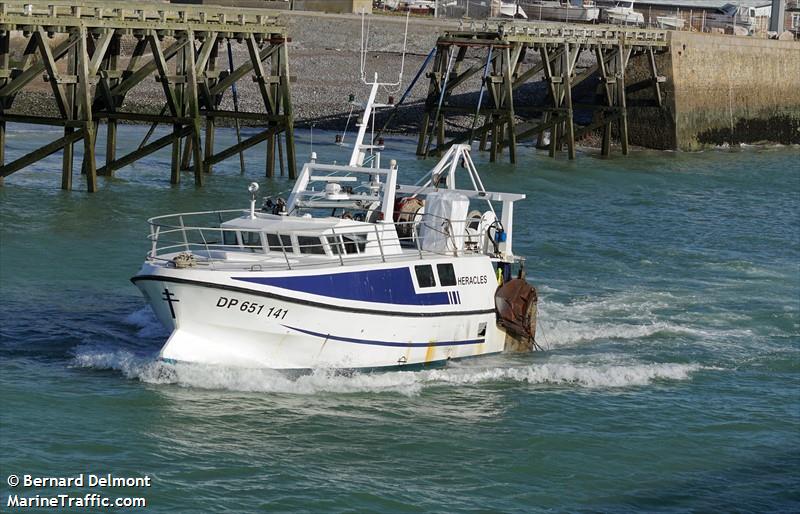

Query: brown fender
left=494, top=278, right=539, bottom=352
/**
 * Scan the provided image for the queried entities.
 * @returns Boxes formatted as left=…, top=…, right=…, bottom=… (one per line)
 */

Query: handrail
left=374, top=224, right=386, bottom=263
left=144, top=209, right=514, bottom=271
left=278, top=231, right=292, bottom=271
left=198, top=228, right=214, bottom=271
left=179, top=215, right=189, bottom=253
left=330, top=227, right=345, bottom=267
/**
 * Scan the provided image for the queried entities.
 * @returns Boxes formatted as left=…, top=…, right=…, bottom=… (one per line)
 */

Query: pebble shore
left=7, top=12, right=594, bottom=139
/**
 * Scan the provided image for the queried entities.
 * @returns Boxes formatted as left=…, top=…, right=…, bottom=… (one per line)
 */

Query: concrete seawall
left=629, top=32, right=800, bottom=150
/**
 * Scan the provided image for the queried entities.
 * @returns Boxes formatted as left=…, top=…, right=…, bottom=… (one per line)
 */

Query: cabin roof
left=221, top=213, right=365, bottom=233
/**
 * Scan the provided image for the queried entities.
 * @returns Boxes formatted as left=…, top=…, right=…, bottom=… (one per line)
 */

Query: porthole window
left=415, top=265, right=436, bottom=288
left=437, top=263, right=457, bottom=286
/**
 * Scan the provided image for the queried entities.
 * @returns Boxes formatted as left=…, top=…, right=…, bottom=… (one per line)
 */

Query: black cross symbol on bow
left=161, top=287, right=180, bottom=319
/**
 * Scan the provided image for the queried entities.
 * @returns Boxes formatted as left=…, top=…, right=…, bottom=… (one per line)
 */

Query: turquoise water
left=1, top=124, right=798, bottom=512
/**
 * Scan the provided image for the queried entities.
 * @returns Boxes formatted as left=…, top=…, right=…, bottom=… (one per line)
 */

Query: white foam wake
left=71, top=345, right=707, bottom=395
left=425, top=361, right=704, bottom=388
left=534, top=288, right=753, bottom=348
left=123, top=307, right=167, bottom=339
left=537, top=319, right=703, bottom=347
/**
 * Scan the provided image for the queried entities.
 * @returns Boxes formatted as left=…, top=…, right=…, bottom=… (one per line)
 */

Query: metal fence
left=372, top=0, right=787, bottom=36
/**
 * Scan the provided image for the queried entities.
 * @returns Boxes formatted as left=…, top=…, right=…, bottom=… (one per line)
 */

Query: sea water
left=1, top=124, right=798, bottom=512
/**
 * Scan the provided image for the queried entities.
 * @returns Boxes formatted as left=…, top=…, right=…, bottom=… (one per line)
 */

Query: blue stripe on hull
left=233, top=267, right=450, bottom=306
left=283, top=325, right=484, bottom=348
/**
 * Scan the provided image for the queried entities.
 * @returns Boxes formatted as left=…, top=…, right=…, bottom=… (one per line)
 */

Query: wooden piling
left=279, top=41, right=296, bottom=179
left=266, top=132, right=275, bottom=178
left=204, top=117, right=215, bottom=174
left=0, top=120, right=4, bottom=186
left=185, top=31, right=204, bottom=185
left=617, top=45, right=630, bottom=156
left=77, top=27, right=97, bottom=192
left=415, top=21, right=669, bottom=161
left=0, top=2, right=295, bottom=190
left=0, top=32, right=6, bottom=187
left=62, top=40, right=76, bottom=190
left=504, top=46, right=517, bottom=164
left=562, top=44, right=576, bottom=160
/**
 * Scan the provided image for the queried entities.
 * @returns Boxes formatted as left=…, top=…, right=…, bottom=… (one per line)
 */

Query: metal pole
left=469, top=46, right=493, bottom=145
left=375, top=47, right=436, bottom=142
left=425, top=47, right=456, bottom=156
left=226, top=39, right=245, bottom=174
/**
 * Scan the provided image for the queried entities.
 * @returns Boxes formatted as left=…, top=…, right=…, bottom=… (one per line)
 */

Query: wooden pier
left=0, top=0, right=295, bottom=191
left=417, top=21, right=670, bottom=162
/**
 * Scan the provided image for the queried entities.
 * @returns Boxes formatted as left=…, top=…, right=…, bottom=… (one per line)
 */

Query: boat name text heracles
left=457, top=274, right=490, bottom=286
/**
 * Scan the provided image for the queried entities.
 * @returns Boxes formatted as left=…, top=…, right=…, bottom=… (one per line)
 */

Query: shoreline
left=4, top=13, right=798, bottom=151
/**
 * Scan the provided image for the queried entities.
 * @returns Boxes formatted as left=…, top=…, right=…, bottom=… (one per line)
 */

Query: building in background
left=634, top=0, right=792, bottom=36
left=170, top=0, right=291, bottom=8
left=292, top=0, right=372, bottom=13
left=170, top=0, right=371, bottom=14
left=786, top=0, right=800, bottom=34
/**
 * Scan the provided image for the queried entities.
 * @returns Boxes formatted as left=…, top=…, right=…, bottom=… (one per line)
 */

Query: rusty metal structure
left=0, top=0, right=295, bottom=191
left=417, top=21, right=670, bottom=162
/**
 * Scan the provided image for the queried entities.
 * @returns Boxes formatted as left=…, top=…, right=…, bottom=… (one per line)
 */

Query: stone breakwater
left=627, top=31, right=800, bottom=149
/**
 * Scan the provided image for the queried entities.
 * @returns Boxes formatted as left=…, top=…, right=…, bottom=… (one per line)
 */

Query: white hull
left=526, top=4, right=600, bottom=22
left=703, top=16, right=755, bottom=34
left=656, top=16, right=684, bottom=30
left=603, top=9, right=644, bottom=25
left=134, top=257, right=510, bottom=370
left=131, top=79, right=537, bottom=372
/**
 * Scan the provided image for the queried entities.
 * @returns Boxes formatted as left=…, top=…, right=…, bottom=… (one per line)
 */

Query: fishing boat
left=521, top=0, right=601, bottom=23
left=597, top=0, right=645, bottom=25
left=703, top=3, right=756, bottom=34
left=499, top=1, right=528, bottom=19
left=131, top=73, right=539, bottom=370
left=656, top=15, right=685, bottom=30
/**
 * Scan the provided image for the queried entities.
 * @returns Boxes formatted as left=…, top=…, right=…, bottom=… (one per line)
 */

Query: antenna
left=348, top=11, right=412, bottom=167
left=359, top=11, right=410, bottom=89
left=248, top=182, right=259, bottom=219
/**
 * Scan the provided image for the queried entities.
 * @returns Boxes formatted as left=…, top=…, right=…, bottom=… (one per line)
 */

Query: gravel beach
left=5, top=11, right=595, bottom=140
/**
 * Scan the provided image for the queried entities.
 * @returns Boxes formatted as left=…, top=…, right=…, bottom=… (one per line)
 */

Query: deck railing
left=145, top=210, right=506, bottom=271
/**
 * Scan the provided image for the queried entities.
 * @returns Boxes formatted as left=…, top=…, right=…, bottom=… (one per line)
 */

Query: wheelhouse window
left=222, top=229, right=238, bottom=247
left=342, top=233, right=368, bottom=254
left=326, top=236, right=345, bottom=255
left=436, top=263, right=457, bottom=286
left=240, top=231, right=264, bottom=253
left=266, top=233, right=293, bottom=252
left=297, top=236, right=326, bottom=255
left=415, top=265, right=436, bottom=288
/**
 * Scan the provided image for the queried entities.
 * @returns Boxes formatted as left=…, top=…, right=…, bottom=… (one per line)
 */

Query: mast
left=348, top=78, right=381, bottom=167
left=348, top=11, right=409, bottom=168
